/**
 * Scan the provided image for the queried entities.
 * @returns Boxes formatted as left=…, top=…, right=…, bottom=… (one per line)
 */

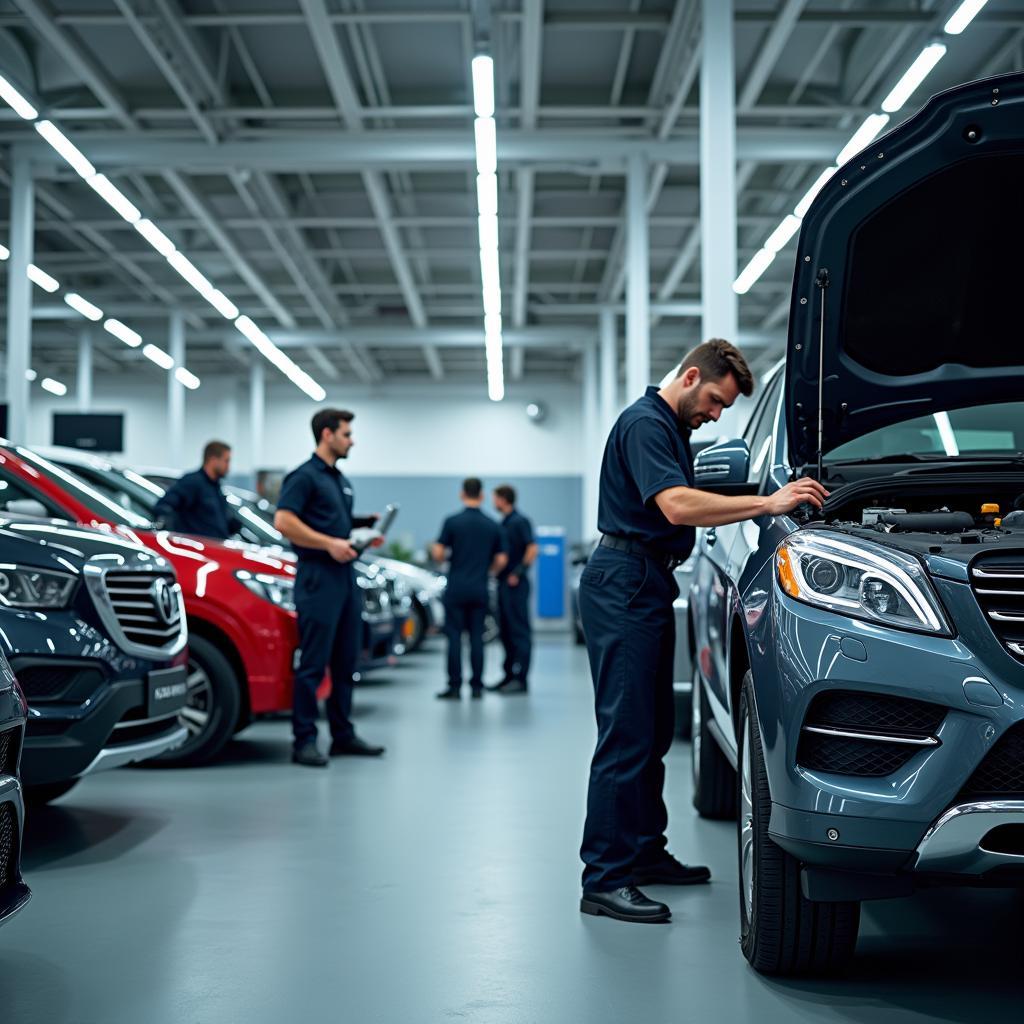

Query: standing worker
left=488, top=485, right=538, bottom=694
left=432, top=478, right=507, bottom=700
left=154, top=440, right=241, bottom=540
left=274, top=408, right=386, bottom=768
left=578, top=340, right=829, bottom=924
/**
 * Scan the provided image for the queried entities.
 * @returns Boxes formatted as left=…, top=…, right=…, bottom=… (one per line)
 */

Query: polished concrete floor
left=3, top=636, right=1023, bottom=1022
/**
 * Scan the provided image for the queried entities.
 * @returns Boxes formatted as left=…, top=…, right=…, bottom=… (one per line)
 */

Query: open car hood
left=785, top=72, right=1024, bottom=468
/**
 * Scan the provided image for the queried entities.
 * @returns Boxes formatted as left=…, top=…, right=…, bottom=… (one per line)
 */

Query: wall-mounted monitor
left=52, top=413, right=125, bottom=453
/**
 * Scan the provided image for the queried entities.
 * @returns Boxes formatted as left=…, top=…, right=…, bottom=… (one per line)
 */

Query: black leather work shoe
left=579, top=886, right=671, bottom=923
left=485, top=679, right=511, bottom=692
left=470, top=689, right=484, bottom=700
left=329, top=736, right=385, bottom=757
left=631, top=856, right=711, bottom=886
left=292, top=743, right=328, bottom=767
left=498, top=680, right=528, bottom=695
left=436, top=689, right=460, bottom=700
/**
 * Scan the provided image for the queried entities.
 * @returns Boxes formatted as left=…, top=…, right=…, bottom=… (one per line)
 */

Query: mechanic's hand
left=328, top=538, right=359, bottom=563
left=764, top=478, right=830, bottom=515
left=507, top=574, right=520, bottom=587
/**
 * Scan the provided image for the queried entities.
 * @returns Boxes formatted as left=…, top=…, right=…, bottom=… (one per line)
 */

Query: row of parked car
left=0, top=441, right=448, bottom=929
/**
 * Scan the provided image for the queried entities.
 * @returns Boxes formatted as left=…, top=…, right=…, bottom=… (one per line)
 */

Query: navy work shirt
left=277, top=454, right=374, bottom=568
left=438, top=507, right=505, bottom=603
left=597, top=385, right=696, bottom=558
left=154, top=469, right=239, bottom=540
left=499, top=509, right=535, bottom=580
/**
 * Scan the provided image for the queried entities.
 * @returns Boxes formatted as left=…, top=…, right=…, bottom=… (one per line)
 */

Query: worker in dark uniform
left=154, top=440, right=241, bottom=540
left=488, top=484, right=538, bottom=694
left=274, top=408, right=385, bottom=768
left=432, top=478, right=507, bottom=700
left=578, top=339, right=829, bottom=924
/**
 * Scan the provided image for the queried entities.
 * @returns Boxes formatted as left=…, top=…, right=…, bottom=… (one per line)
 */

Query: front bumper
left=0, top=752, right=30, bottom=926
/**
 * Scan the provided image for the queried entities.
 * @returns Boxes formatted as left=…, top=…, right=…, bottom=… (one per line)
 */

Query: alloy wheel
left=180, top=658, right=213, bottom=737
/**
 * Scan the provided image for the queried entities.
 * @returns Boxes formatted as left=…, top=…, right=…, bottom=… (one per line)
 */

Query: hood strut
left=815, top=268, right=830, bottom=481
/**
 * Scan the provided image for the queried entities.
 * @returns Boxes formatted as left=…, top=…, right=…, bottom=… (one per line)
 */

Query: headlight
left=776, top=531, right=950, bottom=635
left=0, top=567, right=77, bottom=609
left=235, top=570, right=295, bottom=612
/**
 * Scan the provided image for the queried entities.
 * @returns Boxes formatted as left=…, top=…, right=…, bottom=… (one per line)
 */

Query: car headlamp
left=0, top=566, right=77, bottom=609
left=235, top=570, right=295, bottom=612
left=776, top=531, right=950, bottom=635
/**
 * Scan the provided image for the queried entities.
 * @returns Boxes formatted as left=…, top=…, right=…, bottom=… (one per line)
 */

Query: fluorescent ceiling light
left=478, top=213, right=499, bottom=252
left=41, top=377, right=67, bottom=397
left=487, top=373, right=504, bottom=403
left=733, top=248, right=776, bottom=295
left=26, top=264, right=59, bottom=293
left=474, top=117, right=497, bottom=175
left=763, top=214, right=802, bottom=255
left=88, top=175, right=141, bottom=224
left=34, top=121, right=95, bottom=179
left=206, top=290, right=239, bottom=320
left=793, top=166, right=837, bottom=218
left=479, top=246, right=500, bottom=289
left=836, top=113, right=890, bottom=166
left=483, top=288, right=502, bottom=316
left=0, top=244, right=8, bottom=261
left=0, top=73, right=37, bottom=120
left=484, top=313, right=502, bottom=336
left=135, top=219, right=176, bottom=258
left=174, top=367, right=201, bottom=390
left=471, top=55, right=495, bottom=118
left=234, top=316, right=326, bottom=400
left=103, top=318, right=142, bottom=348
left=933, top=412, right=960, bottom=456
left=143, top=343, right=175, bottom=370
left=944, top=0, right=988, bottom=35
left=476, top=173, right=498, bottom=217
left=881, top=44, right=947, bottom=113
left=64, top=292, right=104, bottom=321
left=25, top=369, right=37, bottom=382
left=167, top=251, right=214, bottom=294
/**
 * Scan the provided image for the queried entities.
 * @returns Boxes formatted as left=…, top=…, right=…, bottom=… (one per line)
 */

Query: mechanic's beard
left=677, top=394, right=702, bottom=430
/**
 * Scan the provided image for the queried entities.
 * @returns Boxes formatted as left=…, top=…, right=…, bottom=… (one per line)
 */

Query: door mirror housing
left=4, top=499, right=50, bottom=518
left=693, top=439, right=757, bottom=495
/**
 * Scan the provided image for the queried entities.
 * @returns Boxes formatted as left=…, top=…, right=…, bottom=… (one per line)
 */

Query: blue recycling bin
left=535, top=526, right=566, bottom=619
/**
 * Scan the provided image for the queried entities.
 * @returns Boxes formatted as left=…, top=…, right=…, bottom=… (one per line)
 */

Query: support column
left=168, top=312, right=185, bottom=467
left=581, top=342, right=600, bottom=540
left=249, top=358, right=265, bottom=476
left=599, top=307, right=617, bottom=436
left=625, top=153, right=650, bottom=401
left=77, top=328, right=93, bottom=411
left=5, top=150, right=34, bottom=444
left=700, top=0, right=739, bottom=344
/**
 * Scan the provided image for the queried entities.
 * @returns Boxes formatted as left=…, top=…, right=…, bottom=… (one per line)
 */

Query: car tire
left=154, top=635, right=241, bottom=767
left=691, top=666, right=737, bottom=819
left=23, top=779, right=79, bottom=805
left=674, top=686, right=693, bottom=740
left=738, top=671, right=860, bottom=976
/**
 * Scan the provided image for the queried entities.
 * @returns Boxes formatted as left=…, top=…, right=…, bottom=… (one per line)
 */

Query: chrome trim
left=976, top=588, right=1024, bottom=597
left=1007, top=642, right=1024, bottom=656
left=914, top=800, right=1024, bottom=873
left=988, top=610, right=1024, bottom=622
left=801, top=724, right=939, bottom=747
left=972, top=567, right=1024, bottom=579
left=112, top=711, right=182, bottom=730
left=695, top=464, right=731, bottom=478
left=83, top=560, right=187, bottom=660
left=672, top=680, right=694, bottom=695
left=80, top=724, right=188, bottom=775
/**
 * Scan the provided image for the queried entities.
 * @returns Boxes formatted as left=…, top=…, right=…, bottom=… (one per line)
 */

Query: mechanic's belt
left=599, top=534, right=684, bottom=571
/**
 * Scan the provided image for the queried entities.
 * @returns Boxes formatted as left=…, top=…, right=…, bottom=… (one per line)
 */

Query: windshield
left=827, top=401, right=1024, bottom=462
left=12, top=448, right=153, bottom=528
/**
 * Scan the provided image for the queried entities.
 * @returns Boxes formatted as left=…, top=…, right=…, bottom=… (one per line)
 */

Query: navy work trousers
left=578, top=545, right=679, bottom=893
left=498, top=576, right=532, bottom=684
left=292, top=561, right=361, bottom=750
left=444, top=596, right=488, bottom=692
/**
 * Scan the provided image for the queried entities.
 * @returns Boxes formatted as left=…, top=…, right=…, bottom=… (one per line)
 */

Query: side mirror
left=693, top=439, right=755, bottom=494
left=5, top=499, right=49, bottom=518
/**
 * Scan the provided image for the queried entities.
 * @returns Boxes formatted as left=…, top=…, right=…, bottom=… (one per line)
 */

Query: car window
left=747, top=375, right=783, bottom=477
left=0, top=466, right=69, bottom=518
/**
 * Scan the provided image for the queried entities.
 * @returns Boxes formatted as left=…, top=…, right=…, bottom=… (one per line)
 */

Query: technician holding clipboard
left=275, top=407, right=388, bottom=767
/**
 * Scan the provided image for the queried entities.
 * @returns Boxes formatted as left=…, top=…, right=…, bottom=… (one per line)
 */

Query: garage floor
left=3, top=637, right=1021, bottom=1023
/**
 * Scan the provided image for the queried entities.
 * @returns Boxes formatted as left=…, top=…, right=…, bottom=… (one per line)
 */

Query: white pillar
left=5, top=150, right=34, bottom=444
left=581, top=342, right=600, bottom=540
left=700, top=0, right=739, bottom=343
left=249, top=358, right=265, bottom=474
left=168, top=312, right=185, bottom=467
left=625, top=153, right=650, bottom=401
left=77, top=327, right=93, bottom=411
left=599, top=307, right=617, bottom=435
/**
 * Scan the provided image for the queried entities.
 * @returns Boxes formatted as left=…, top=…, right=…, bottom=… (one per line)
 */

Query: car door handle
left=706, top=529, right=717, bottom=548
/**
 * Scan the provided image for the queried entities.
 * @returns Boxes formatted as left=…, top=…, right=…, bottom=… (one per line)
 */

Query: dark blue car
left=688, top=73, right=1024, bottom=975
left=0, top=670, right=29, bottom=926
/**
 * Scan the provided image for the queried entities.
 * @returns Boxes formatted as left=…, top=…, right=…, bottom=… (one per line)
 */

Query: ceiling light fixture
left=234, top=316, right=326, bottom=401
left=40, top=377, right=67, bottom=397
left=103, top=318, right=142, bottom=348
left=142, top=343, right=175, bottom=370
left=135, top=219, right=176, bottom=258
left=944, top=0, right=988, bottom=36
left=881, top=44, right=947, bottom=113
left=87, top=174, right=141, bottom=224
left=836, top=113, right=891, bottom=166
left=64, top=292, right=104, bottom=321
left=0, top=73, right=37, bottom=120
left=733, top=249, right=776, bottom=296
left=34, top=120, right=95, bottom=178
left=174, top=367, right=201, bottom=390
left=26, top=264, right=59, bottom=293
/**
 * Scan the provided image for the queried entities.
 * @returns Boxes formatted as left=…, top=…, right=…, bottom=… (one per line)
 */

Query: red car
left=0, top=444, right=395, bottom=764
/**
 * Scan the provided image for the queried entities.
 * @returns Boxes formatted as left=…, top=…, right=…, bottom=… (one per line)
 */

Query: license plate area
left=147, top=665, right=187, bottom=718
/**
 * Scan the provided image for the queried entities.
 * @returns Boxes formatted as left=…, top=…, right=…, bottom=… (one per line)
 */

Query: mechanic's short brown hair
left=203, top=441, right=231, bottom=462
left=677, top=339, right=754, bottom=397
left=494, top=484, right=516, bottom=506
left=311, top=408, right=354, bottom=442
left=462, top=477, right=483, bottom=499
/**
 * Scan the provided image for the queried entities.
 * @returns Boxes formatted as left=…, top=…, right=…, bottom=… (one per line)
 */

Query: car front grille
left=0, top=728, right=18, bottom=777
left=970, top=556, right=1024, bottom=662
left=0, top=802, right=15, bottom=890
left=103, top=571, right=183, bottom=649
left=960, top=720, right=1024, bottom=799
left=796, top=690, right=946, bottom=778
left=12, top=663, right=107, bottom=703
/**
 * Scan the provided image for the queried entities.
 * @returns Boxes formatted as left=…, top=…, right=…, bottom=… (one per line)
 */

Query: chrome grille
left=104, top=571, right=183, bottom=649
left=970, top=557, right=1024, bottom=662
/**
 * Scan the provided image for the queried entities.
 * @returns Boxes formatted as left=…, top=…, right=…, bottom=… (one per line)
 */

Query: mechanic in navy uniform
left=488, top=484, right=538, bottom=695
left=578, top=340, right=829, bottom=924
left=154, top=441, right=241, bottom=540
left=274, top=408, right=386, bottom=768
left=432, top=478, right=507, bottom=699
